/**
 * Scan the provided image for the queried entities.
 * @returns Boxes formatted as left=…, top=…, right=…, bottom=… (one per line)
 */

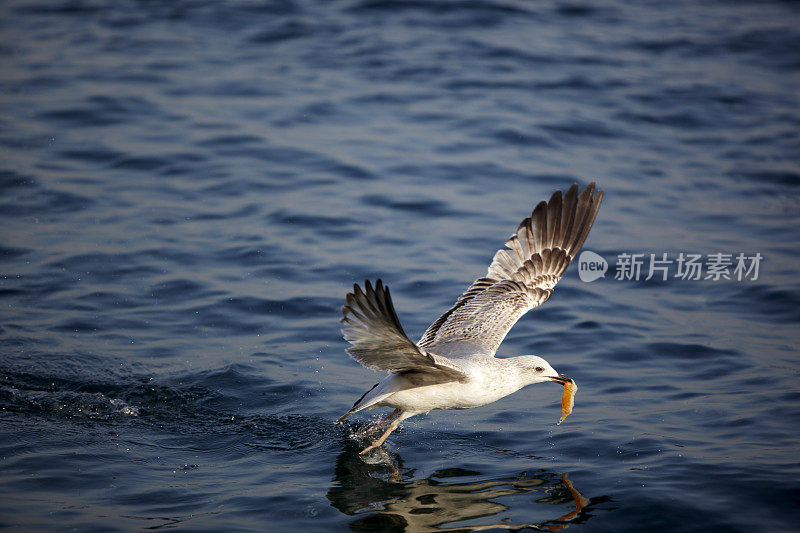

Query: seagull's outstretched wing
left=418, top=182, right=604, bottom=356
left=341, top=280, right=467, bottom=383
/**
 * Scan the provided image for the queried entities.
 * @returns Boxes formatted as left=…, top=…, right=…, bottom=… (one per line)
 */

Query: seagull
left=337, top=183, right=603, bottom=454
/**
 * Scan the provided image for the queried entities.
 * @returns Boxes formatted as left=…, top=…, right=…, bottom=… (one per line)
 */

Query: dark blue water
left=2, top=1, right=799, bottom=531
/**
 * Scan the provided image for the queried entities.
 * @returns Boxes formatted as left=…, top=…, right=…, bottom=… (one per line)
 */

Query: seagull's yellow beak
left=549, top=373, right=572, bottom=385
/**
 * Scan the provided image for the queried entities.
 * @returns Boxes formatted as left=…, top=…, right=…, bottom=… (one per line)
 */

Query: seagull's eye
left=535, top=366, right=544, bottom=373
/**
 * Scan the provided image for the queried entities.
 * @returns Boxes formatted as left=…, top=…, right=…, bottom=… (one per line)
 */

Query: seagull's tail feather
left=336, top=381, right=394, bottom=423
left=487, top=182, right=603, bottom=286
left=336, top=382, right=379, bottom=423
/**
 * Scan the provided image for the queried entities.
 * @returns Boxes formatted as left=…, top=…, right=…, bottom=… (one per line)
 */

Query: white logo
left=577, top=251, right=608, bottom=282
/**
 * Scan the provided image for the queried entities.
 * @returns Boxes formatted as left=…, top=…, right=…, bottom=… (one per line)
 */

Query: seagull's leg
left=363, top=408, right=401, bottom=434
left=381, top=408, right=403, bottom=425
left=359, top=411, right=405, bottom=455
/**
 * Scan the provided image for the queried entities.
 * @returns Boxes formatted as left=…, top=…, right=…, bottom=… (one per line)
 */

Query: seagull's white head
left=515, top=355, right=571, bottom=386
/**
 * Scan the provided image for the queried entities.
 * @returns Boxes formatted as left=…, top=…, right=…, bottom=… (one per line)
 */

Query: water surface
left=1, top=1, right=799, bottom=531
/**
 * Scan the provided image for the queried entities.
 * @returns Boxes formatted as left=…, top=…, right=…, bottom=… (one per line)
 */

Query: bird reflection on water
left=327, top=439, right=607, bottom=531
